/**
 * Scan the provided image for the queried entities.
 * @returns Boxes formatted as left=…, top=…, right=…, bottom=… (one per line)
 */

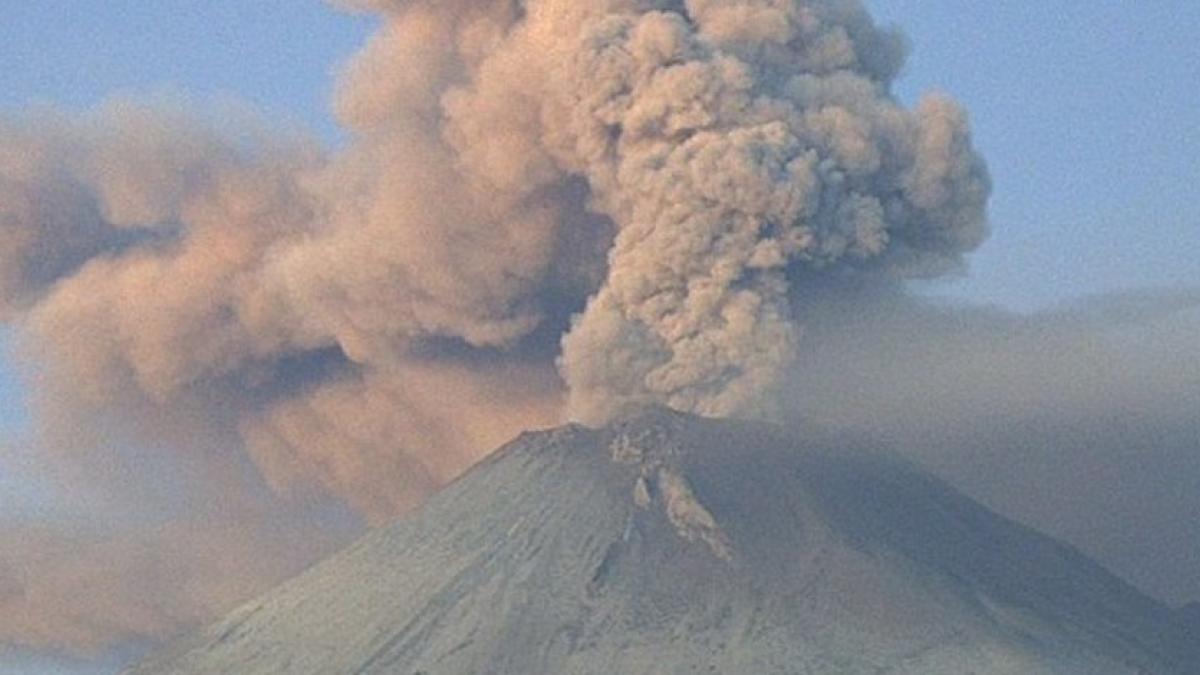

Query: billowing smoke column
left=1, top=0, right=987, bottom=604
left=1, top=0, right=988, bottom=524
left=335, top=0, right=989, bottom=423
left=543, top=2, right=990, bottom=419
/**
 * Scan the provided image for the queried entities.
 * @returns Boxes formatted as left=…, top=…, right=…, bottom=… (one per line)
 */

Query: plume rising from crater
left=0, top=0, right=993, bottom=654
left=2, top=0, right=988, bottom=516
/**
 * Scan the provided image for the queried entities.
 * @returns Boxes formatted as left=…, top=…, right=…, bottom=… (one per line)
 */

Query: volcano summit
left=129, top=410, right=1197, bottom=674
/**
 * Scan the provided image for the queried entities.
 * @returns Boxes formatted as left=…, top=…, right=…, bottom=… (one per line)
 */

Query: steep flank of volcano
left=129, top=409, right=1198, bottom=674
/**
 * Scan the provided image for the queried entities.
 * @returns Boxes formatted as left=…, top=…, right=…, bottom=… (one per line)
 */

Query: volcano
left=128, top=410, right=1197, bottom=674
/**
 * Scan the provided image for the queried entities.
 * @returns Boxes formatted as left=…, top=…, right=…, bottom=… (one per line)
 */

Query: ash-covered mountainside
left=129, top=410, right=1197, bottom=674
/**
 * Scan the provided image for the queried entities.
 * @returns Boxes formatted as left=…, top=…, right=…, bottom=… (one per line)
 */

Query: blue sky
left=0, top=1, right=374, bottom=142
left=0, top=331, right=25, bottom=430
left=0, top=2, right=1197, bottom=672
left=869, top=1, right=1200, bottom=309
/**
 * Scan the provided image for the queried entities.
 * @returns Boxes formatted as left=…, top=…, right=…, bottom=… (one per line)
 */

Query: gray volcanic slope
left=130, top=410, right=1198, bottom=674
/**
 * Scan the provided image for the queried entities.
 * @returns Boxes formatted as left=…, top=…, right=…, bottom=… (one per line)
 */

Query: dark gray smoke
left=782, top=286, right=1200, bottom=604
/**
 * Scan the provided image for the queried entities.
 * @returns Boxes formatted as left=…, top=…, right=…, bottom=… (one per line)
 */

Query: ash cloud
left=14, top=0, right=1197, bottom=658
left=0, top=514, right=351, bottom=654
left=1, top=0, right=987, bottom=535
left=782, top=285, right=1200, bottom=604
left=440, top=0, right=991, bottom=421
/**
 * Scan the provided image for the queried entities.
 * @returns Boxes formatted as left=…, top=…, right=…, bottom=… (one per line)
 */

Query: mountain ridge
left=128, top=409, right=1198, bottom=674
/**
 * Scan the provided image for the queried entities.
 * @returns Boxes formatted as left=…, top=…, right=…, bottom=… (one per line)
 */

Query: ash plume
left=0, top=0, right=999, bottom=655
left=1, top=0, right=990, bottom=527
left=0, top=514, right=349, bottom=655
left=547, top=3, right=989, bottom=421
